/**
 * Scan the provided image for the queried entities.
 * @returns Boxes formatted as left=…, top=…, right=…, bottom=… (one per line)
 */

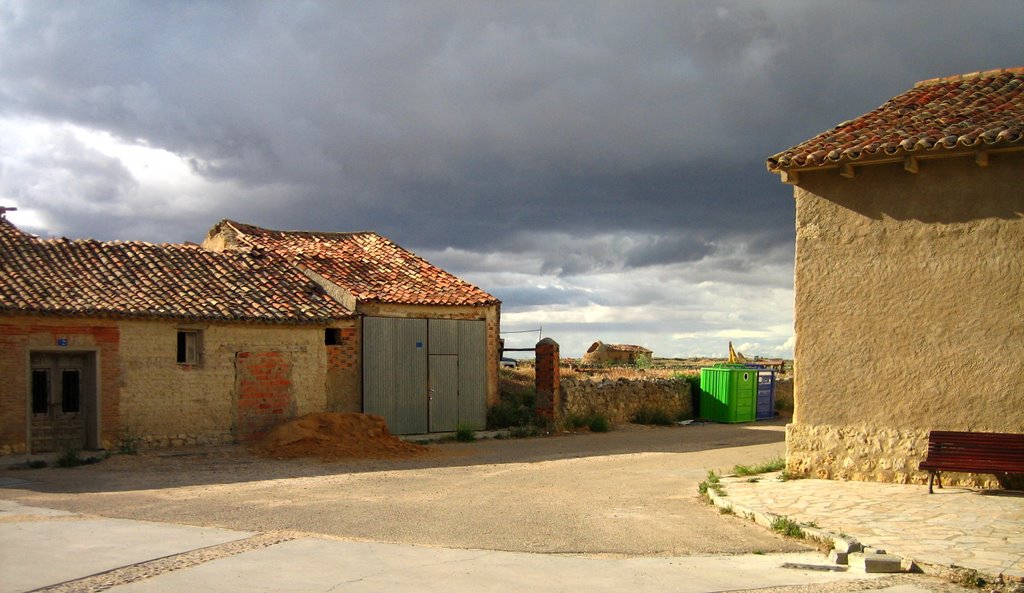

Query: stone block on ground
left=828, top=550, right=849, bottom=565
left=833, top=537, right=862, bottom=554
left=849, top=552, right=904, bottom=573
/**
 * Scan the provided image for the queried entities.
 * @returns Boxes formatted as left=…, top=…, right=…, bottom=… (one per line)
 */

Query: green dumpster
left=699, top=364, right=756, bottom=423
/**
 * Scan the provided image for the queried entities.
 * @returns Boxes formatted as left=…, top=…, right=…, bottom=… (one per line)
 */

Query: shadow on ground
left=1, top=420, right=786, bottom=495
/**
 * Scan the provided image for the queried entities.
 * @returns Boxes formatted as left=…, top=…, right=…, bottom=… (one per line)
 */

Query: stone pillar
left=535, top=338, right=560, bottom=420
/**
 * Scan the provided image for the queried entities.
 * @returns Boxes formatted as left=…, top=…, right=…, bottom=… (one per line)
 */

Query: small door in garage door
left=429, top=355, right=459, bottom=432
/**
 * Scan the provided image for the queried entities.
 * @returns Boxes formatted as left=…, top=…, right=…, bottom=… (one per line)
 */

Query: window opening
left=177, top=330, right=200, bottom=364
left=325, top=328, right=342, bottom=345
left=31, top=369, right=49, bottom=414
left=61, top=369, right=81, bottom=414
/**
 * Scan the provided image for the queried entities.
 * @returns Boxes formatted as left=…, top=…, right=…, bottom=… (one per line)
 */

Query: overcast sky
left=1, top=1, right=1022, bottom=358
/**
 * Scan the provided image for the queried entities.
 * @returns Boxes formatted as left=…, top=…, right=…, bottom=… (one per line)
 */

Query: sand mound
left=252, top=413, right=429, bottom=460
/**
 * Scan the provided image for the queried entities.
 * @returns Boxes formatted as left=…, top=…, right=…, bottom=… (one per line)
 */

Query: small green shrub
left=588, top=414, right=611, bottom=433
left=770, top=516, right=804, bottom=538
left=632, top=406, right=675, bottom=425
left=733, top=456, right=786, bottom=476
left=56, top=445, right=83, bottom=468
left=698, top=470, right=725, bottom=499
left=563, top=413, right=590, bottom=430
left=634, top=354, right=652, bottom=370
left=779, top=469, right=803, bottom=482
left=455, top=423, right=476, bottom=443
left=487, top=388, right=538, bottom=430
left=719, top=505, right=734, bottom=515
left=118, top=428, right=142, bottom=455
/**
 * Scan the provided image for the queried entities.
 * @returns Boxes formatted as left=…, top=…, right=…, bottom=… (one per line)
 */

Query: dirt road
left=1, top=421, right=808, bottom=556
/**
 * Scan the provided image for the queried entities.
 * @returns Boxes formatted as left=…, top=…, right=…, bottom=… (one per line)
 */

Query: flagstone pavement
left=711, top=473, right=1024, bottom=584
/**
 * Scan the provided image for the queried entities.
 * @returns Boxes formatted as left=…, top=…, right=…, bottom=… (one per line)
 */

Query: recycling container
left=699, top=364, right=756, bottom=423
left=753, top=368, right=776, bottom=420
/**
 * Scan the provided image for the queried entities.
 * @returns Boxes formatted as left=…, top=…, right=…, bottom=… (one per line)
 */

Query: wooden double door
left=30, top=352, right=98, bottom=453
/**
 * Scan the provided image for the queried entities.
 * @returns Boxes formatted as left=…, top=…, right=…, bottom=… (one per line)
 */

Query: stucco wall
left=358, top=302, right=501, bottom=406
left=788, top=152, right=1024, bottom=484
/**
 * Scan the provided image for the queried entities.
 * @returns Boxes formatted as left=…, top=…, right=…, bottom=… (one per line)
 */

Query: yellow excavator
left=728, top=341, right=749, bottom=364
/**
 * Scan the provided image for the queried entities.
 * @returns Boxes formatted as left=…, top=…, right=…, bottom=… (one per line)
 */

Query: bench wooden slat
left=918, top=430, right=1024, bottom=493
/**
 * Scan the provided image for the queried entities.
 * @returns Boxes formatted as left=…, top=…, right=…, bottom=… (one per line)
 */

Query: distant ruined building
left=581, top=341, right=652, bottom=365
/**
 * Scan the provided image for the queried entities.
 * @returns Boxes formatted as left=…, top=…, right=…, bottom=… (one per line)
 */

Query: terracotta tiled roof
left=767, top=67, right=1024, bottom=171
left=213, top=221, right=499, bottom=307
left=0, top=217, right=352, bottom=323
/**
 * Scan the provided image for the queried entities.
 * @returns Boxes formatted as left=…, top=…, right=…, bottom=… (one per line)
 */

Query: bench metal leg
left=928, top=472, right=935, bottom=494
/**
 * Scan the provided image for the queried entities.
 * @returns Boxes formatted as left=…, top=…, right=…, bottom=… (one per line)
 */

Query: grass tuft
left=770, top=516, right=804, bottom=538
left=455, top=423, right=476, bottom=443
left=733, top=456, right=786, bottom=476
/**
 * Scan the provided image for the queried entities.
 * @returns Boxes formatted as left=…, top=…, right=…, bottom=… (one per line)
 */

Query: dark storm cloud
left=3, top=1, right=1021, bottom=249
left=1, top=0, right=1022, bottom=355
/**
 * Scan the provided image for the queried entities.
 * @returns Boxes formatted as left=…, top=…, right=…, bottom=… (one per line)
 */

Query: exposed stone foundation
left=786, top=422, right=1001, bottom=489
left=560, top=377, right=691, bottom=424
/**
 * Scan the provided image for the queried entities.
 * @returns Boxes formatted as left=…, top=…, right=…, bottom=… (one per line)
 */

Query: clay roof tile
left=767, top=67, right=1024, bottom=172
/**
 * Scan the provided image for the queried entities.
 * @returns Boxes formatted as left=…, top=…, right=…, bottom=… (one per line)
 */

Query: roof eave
left=768, top=143, right=1024, bottom=184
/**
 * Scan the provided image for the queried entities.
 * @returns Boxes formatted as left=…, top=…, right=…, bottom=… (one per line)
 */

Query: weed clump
left=562, top=412, right=612, bottom=433
left=455, top=423, right=476, bottom=443
left=55, top=445, right=101, bottom=468
left=698, top=470, right=725, bottom=500
left=770, top=516, right=804, bottom=538
left=733, top=456, right=786, bottom=476
left=631, top=406, right=675, bottom=425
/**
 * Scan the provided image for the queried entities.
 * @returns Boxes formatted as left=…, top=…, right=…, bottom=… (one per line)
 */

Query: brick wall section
left=326, top=322, right=361, bottom=413
left=117, top=321, right=327, bottom=450
left=561, top=377, right=691, bottom=424
left=0, top=316, right=121, bottom=455
left=535, top=338, right=560, bottom=420
left=235, top=351, right=295, bottom=441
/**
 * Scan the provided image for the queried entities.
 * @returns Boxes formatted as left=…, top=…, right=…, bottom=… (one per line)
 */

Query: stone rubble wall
left=785, top=422, right=1001, bottom=489
left=560, top=377, right=692, bottom=424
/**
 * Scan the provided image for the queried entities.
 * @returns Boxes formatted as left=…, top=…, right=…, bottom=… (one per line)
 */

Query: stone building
left=581, top=341, right=653, bottom=366
left=766, top=68, right=1024, bottom=485
left=0, top=214, right=499, bottom=455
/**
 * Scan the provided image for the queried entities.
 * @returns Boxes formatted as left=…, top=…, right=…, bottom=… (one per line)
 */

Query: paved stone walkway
left=711, top=473, right=1024, bottom=584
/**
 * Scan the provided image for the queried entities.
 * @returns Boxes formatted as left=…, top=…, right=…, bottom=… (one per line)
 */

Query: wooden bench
left=919, top=430, right=1024, bottom=493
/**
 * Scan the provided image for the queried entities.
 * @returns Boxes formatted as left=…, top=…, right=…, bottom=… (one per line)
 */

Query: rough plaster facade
left=788, top=153, right=1024, bottom=486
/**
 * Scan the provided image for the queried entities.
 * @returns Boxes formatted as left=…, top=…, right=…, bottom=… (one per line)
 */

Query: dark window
left=325, top=328, right=342, bottom=345
left=177, top=331, right=200, bottom=364
left=31, top=369, right=49, bottom=414
left=61, top=370, right=80, bottom=414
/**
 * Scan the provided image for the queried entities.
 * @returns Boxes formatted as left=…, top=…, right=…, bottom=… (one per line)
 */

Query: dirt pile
left=252, top=413, right=430, bottom=460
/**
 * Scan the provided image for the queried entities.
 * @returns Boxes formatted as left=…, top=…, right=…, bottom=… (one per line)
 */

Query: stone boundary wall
left=560, top=377, right=692, bottom=424
left=786, top=422, right=1001, bottom=489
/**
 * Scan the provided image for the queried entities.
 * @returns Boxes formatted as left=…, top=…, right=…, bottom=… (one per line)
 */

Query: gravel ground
left=4, top=421, right=809, bottom=556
